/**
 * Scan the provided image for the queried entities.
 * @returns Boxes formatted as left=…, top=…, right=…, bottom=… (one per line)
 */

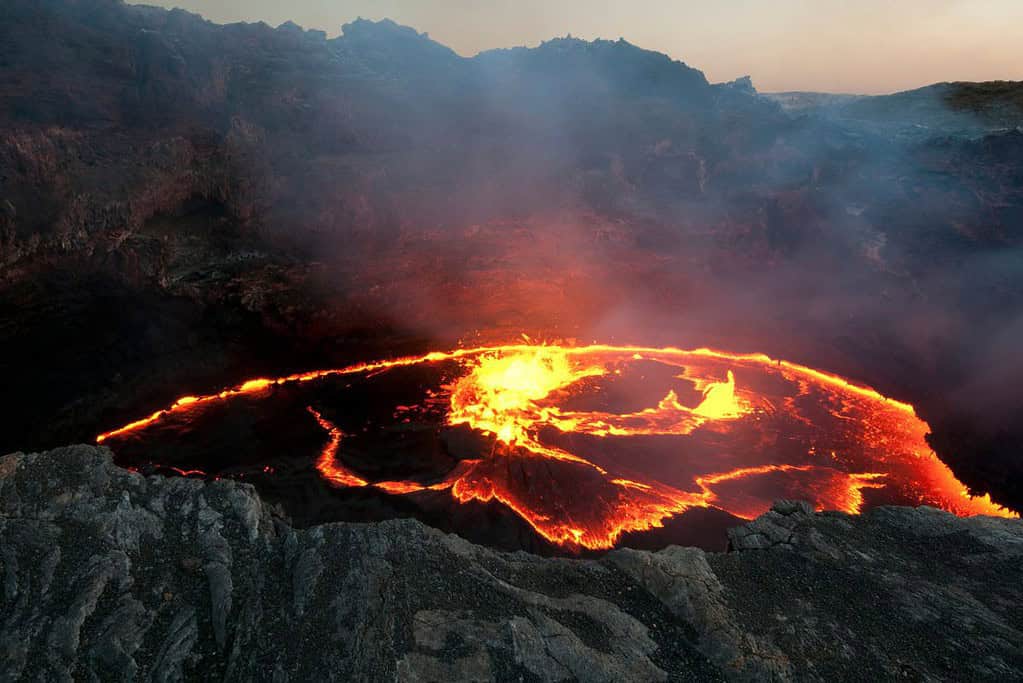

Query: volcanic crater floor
left=96, top=344, right=1014, bottom=554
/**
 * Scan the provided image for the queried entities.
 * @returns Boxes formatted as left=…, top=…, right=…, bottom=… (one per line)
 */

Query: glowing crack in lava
left=96, top=344, right=1016, bottom=550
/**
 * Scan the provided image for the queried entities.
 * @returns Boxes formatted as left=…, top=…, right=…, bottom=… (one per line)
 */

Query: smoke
left=298, top=26, right=1021, bottom=402
left=244, top=22, right=1023, bottom=505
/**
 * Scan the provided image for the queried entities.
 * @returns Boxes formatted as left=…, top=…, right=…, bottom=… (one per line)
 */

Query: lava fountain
left=96, top=343, right=1016, bottom=550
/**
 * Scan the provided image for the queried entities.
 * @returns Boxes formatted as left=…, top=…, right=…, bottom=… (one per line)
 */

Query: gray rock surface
left=2, top=446, right=1021, bottom=681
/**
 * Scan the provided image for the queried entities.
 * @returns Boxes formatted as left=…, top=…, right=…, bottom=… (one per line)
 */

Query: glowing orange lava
left=97, top=343, right=1016, bottom=550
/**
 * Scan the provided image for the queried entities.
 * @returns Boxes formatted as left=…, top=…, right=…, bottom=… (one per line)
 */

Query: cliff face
left=1, top=1, right=1022, bottom=522
left=2, top=446, right=1020, bottom=681
left=0, top=0, right=723, bottom=269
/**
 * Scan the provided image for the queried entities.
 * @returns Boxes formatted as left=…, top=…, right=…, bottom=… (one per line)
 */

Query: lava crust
left=98, top=343, right=1015, bottom=551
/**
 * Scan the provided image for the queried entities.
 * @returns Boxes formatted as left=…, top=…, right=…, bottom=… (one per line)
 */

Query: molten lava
left=96, top=344, right=1016, bottom=550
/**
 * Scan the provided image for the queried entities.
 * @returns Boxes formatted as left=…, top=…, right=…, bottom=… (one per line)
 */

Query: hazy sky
left=145, top=1, right=1023, bottom=93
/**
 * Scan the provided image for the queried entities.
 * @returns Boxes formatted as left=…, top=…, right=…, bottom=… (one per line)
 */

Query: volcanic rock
left=2, top=445, right=1021, bottom=680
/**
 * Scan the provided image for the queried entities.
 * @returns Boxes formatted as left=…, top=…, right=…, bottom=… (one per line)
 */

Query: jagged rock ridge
left=1, top=446, right=1021, bottom=680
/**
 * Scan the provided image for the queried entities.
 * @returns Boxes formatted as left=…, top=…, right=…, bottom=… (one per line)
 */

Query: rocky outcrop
left=2, top=446, right=1021, bottom=681
left=834, top=81, right=1023, bottom=134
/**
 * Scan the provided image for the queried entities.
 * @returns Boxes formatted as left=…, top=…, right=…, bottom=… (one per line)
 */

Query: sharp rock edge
left=1, top=445, right=1021, bottom=681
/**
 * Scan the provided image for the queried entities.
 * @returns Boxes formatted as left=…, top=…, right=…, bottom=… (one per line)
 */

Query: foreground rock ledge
left=1, top=446, right=1021, bottom=681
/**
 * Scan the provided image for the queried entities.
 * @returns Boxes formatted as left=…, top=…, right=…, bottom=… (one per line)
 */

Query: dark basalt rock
left=2, top=446, right=1021, bottom=681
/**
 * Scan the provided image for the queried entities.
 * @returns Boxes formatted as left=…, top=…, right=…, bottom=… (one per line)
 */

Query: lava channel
left=96, top=343, right=1017, bottom=550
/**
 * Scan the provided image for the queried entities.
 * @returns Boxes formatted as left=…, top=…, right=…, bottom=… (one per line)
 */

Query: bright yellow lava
left=96, top=342, right=1017, bottom=549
